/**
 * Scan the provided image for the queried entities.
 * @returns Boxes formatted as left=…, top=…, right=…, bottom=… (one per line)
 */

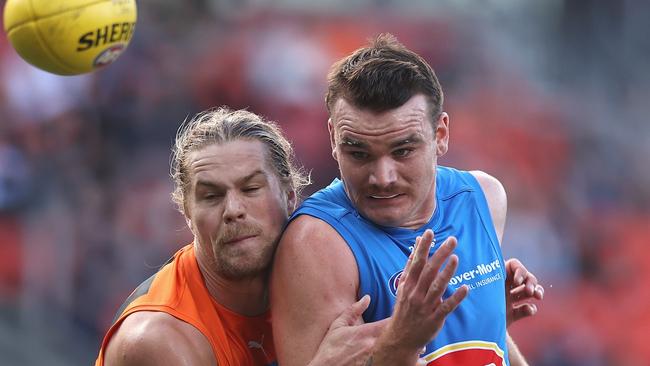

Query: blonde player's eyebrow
left=196, top=180, right=219, bottom=189
left=237, top=170, right=267, bottom=185
left=195, top=170, right=266, bottom=190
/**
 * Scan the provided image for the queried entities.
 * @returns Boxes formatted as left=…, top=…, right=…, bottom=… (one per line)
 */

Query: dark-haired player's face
left=329, top=94, right=449, bottom=229
left=184, top=139, right=293, bottom=279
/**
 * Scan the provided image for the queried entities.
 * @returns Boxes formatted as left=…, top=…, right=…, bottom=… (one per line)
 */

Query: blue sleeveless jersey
left=291, top=166, right=509, bottom=365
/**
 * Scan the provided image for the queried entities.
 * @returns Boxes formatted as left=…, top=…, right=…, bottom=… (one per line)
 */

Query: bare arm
left=104, top=311, right=215, bottom=366
left=470, top=170, right=507, bottom=243
left=308, top=295, right=389, bottom=366
left=506, top=333, right=529, bottom=366
left=271, top=215, right=360, bottom=366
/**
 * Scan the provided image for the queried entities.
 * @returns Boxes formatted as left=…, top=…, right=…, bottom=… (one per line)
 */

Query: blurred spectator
left=0, top=1, right=648, bottom=365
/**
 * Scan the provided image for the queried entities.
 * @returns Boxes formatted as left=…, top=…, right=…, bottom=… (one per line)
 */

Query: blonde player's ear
left=328, top=118, right=338, bottom=161
left=183, top=203, right=193, bottom=230
left=435, top=112, right=450, bottom=157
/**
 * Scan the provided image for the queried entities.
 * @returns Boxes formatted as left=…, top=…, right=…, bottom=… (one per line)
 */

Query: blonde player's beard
left=212, top=222, right=276, bottom=280
left=217, top=223, right=262, bottom=246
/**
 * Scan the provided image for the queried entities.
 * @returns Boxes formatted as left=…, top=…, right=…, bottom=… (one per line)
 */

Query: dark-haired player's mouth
left=369, top=194, right=400, bottom=199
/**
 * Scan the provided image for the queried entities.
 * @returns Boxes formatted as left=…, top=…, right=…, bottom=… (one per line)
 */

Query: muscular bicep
left=470, top=170, right=507, bottom=244
left=270, top=215, right=359, bottom=366
left=103, top=312, right=215, bottom=366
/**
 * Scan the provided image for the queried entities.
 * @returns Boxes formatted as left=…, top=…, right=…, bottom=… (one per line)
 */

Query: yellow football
left=3, top=0, right=137, bottom=75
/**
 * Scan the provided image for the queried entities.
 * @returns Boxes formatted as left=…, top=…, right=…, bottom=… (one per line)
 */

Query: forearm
left=365, top=349, right=419, bottom=366
left=363, top=332, right=420, bottom=366
left=272, top=218, right=362, bottom=366
left=507, top=332, right=529, bottom=366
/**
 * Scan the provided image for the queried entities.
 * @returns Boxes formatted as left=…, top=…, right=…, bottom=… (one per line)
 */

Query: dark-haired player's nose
left=368, top=157, right=397, bottom=190
left=222, top=192, right=246, bottom=223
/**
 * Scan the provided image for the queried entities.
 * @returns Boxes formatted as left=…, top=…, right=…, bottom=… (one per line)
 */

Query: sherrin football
left=3, top=0, right=137, bottom=75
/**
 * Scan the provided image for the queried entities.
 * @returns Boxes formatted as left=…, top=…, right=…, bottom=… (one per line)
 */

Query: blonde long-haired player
left=94, top=108, right=388, bottom=366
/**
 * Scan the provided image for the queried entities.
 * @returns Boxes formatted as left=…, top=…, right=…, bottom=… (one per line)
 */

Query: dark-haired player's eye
left=393, top=148, right=413, bottom=158
left=350, top=151, right=369, bottom=160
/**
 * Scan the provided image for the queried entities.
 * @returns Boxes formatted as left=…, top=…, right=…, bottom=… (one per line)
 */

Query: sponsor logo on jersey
left=448, top=259, right=503, bottom=290
left=422, top=341, right=505, bottom=366
left=388, top=258, right=503, bottom=296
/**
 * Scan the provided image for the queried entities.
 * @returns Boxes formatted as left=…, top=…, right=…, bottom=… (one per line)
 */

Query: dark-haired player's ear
left=435, top=112, right=450, bottom=157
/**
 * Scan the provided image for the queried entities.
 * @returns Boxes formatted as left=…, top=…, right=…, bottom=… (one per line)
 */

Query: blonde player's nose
left=222, top=192, right=246, bottom=223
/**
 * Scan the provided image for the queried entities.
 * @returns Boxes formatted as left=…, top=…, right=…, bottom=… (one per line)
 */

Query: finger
left=509, top=284, right=534, bottom=302
left=523, top=272, right=539, bottom=297
left=417, top=236, right=457, bottom=295
left=505, top=258, right=521, bottom=276
left=509, top=284, right=545, bottom=303
left=403, top=231, right=436, bottom=291
left=330, top=295, right=371, bottom=329
left=510, top=303, right=538, bottom=323
left=505, top=258, right=528, bottom=287
left=432, top=284, right=468, bottom=324
left=409, top=239, right=418, bottom=260
left=352, top=294, right=371, bottom=316
left=402, top=235, right=426, bottom=289
left=512, top=263, right=528, bottom=287
left=424, top=253, right=459, bottom=303
left=413, top=231, right=433, bottom=264
left=400, top=236, right=421, bottom=285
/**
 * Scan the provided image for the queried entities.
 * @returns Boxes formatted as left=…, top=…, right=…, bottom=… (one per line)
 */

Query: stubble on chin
left=213, top=233, right=277, bottom=280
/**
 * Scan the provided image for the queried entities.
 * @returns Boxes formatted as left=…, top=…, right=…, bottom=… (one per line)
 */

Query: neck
left=194, top=248, right=269, bottom=317
left=401, top=178, right=437, bottom=229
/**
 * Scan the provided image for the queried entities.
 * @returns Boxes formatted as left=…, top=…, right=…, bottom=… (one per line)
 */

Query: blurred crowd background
left=1, top=0, right=649, bottom=365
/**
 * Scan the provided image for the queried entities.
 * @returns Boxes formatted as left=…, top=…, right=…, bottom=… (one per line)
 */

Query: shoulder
left=469, top=170, right=507, bottom=243
left=272, top=214, right=359, bottom=300
left=469, top=171, right=506, bottom=202
left=294, top=180, right=351, bottom=219
left=104, top=311, right=215, bottom=366
left=282, top=214, right=349, bottom=251
left=276, top=214, right=357, bottom=273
